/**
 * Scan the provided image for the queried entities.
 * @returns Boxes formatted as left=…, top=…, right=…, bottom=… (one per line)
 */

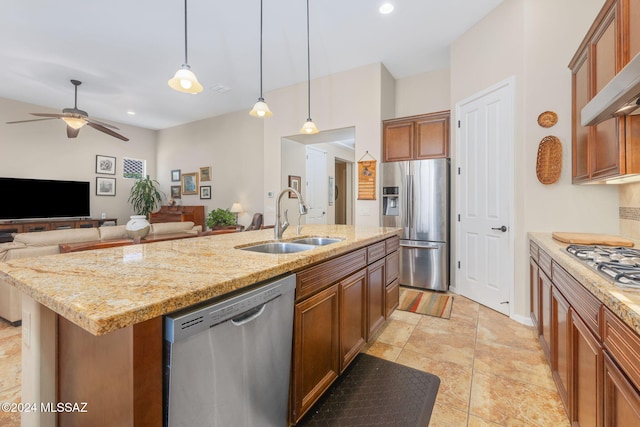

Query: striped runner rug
left=398, top=287, right=453, bottom=319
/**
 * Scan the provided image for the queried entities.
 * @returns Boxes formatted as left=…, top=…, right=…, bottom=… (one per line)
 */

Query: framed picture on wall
left=200, top=186, right=211, bottom=199
left=199, top=166, right=211, bottom=182
left=181, top=172, right=198, bottom=195
left=171, top=169, right=181, bottom=182
left=96, top=155, right=116, bottom=175
left=288, top=175, right=301, bottom=198
left=170, top=185, right=181, bottom=199
left=96, top=177, right=116, bottom=196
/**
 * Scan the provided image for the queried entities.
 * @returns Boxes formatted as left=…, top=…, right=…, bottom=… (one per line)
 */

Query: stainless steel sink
left=291, top=237, right=344, bottom=246
left=240, top=242, right=316, bottom=254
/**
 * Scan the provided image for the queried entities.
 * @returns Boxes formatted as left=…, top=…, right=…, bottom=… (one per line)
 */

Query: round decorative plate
left=537, top=111, right=558, bottom=128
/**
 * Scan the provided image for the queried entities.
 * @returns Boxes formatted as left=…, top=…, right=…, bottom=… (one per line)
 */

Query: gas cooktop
left=566, top=245, right=640, bottom=289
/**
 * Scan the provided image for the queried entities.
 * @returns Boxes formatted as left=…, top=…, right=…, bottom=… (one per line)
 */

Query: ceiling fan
left=6, top=79, right=129, bottom=142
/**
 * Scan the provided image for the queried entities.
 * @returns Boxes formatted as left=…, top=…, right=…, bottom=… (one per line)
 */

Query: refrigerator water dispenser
left=382, top=187, right=399, bottom=216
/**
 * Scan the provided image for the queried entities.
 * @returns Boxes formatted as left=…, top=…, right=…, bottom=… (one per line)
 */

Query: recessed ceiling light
left=211, top=84, right=232, bottom=94
left=127, top=111, right=136, bottom=116
left=379, top=3, right=394, bottom=14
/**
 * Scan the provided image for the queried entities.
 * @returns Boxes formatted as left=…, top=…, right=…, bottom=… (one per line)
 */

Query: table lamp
left=230, top=202, right=243, bottom=225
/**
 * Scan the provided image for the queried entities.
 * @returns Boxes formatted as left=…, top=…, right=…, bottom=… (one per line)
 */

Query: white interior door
left=305, top=146, right=327, bottom=224
left=456, top=78, right=514, bottom=315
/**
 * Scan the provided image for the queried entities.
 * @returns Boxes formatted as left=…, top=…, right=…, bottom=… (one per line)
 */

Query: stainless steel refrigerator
left=381, top=158, right=449, bottom=291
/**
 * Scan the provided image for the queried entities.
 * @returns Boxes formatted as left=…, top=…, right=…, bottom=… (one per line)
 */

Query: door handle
left=491, top=226, right=507, bottom=232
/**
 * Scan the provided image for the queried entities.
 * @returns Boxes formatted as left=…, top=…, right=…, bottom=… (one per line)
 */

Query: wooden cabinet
left=569, top=0, right=640, bottom=183
left=291, top=284, right=340, bottom=422
left=366, top=258, right=386, bottom=340
left=552, top=287, right=571, bottom=414
left=539, top=250, right=553, bottom=363
left=385, top=242, right=400, bottom=318
left=382, top=111, right=450, bottom=162
left=291, top=236, right=400, bottom=424
left=339, top=269, right=367, bottom=372
left=149, top=205, right=205, bottom=229
left=0, top=218, right=117, bottom=242
left=530, top=242, right=541, bottom=332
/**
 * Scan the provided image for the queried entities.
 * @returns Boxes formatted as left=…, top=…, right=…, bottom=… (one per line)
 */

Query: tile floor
left=0, top=292, right=569, bottom=426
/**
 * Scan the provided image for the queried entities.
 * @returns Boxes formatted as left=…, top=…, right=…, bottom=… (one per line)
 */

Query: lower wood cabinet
left=603, top=351, right=640, bottom=426
left=540, top=269, right=553, bottom=362
left=291, top=284, right=340, bottom=422
left=552, top=287, right=571, bottom=414
left=291, top=236, right=400, bottom=424
left=571, top=308, right=602, bottom=427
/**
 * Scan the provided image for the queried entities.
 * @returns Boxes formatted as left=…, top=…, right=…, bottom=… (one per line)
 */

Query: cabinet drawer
left=367, top=242, right=386, bottom=264
left=552, top=261, right=602, bottom=339
left=603, top=307, right=640, bottom=390
left=385, top=235, right=400, bottom=254
left=385, top=250, right=399, bottom=285
left=539, top=248, right=552, bottom=278
left=529, top=240, right=539, bottom=263
left=296, top=249, right=367, bottom=301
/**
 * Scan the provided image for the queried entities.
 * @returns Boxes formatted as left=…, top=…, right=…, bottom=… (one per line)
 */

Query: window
left=123, top=158, right=146, bottom=179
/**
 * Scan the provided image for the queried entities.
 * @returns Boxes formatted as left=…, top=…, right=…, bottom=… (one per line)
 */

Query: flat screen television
left=0, top=177, right=91, bottom=220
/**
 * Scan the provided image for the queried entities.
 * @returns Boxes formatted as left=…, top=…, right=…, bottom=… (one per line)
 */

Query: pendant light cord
left=184, top=0, right=189, bottom=65
left=259, top=0, right=264, bottom=98
left=306, top=0, right=311, bottom=120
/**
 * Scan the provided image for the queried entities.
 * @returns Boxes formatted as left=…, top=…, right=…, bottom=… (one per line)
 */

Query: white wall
left=155, top=110, right=264, bottom=228
left=395, top=69, right=451, bottom=118
left=0, top=97, right=157, bottom=225
left=450, top=0, right=618, bottom=319
left=262, top=63, right=388, bottom=227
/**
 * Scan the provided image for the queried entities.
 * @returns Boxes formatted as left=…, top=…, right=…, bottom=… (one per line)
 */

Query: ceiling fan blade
left=85, top=117, right=119, bottom=130
left=30, top=113, right=66, bottom=118
left=6, top=117, right=57, bottom=124
left=67, top=126, right=80, bottom=138
left=86, top=122, right=129, bottom=142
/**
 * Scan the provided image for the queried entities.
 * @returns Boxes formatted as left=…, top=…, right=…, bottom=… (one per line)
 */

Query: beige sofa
left=0, top=222, right=201, bottom=325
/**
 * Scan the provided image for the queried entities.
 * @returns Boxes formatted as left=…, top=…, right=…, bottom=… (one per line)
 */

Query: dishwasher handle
left=231, top=303, right=267, bottom=326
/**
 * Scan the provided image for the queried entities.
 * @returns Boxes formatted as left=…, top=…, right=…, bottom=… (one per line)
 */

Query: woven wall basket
left=536, top=135, right=562, bottom=184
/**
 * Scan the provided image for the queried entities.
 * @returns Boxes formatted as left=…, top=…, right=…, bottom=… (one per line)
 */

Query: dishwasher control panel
left=164, top=274, right=296, bottom=343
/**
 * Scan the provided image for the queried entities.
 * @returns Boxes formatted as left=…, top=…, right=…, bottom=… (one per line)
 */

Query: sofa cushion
left=7, top=245, right=60, bottom=259
left=99, top=225, right=129, bottom=241
left=0, top=242, right=27, bottom=261
left=149, top=221, right=197, bottom=235
left=13, top=228, right=100, bottom=246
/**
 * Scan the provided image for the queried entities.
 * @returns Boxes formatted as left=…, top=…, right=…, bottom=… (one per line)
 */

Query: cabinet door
left=572, top=49, right=591, bottom=183
left=383, top=120, right=414, bottom=162
left=591, top=6, right=623, bottom=180
left=385, top=278, right=399, bottom=318
left=415, top=113, right=449, bottom=159
left=552, top=287, right=571, bottom=415
left=366, top=258, right=386, bottom=340
left=572, top=310, right=603, bottom=427
left=540, top=270, right=552, bottom=362
left=530, top=256, right=540, bottom=332
left=291, top=284, right=340, bottom=423
left=603, top=352, right=640, bottom=426
left=339, top=269, right=366, bottom=372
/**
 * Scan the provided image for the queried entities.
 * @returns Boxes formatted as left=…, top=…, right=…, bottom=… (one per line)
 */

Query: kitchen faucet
left=275, top=187, right=308, bottom=240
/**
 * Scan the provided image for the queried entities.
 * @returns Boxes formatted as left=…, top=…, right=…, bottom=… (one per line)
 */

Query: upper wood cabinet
left=570, top=0, right=640, bottom=183
left=382, top=111, right=450, bottom=162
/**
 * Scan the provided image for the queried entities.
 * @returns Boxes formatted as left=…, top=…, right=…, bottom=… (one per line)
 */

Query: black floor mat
left=297, top=353, right=440, bottom=427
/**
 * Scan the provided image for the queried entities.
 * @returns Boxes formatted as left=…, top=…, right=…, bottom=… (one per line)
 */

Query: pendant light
left=249, top=0, right=273, bottom=117
left=300, top=0, right=319, bottom=134
left=168, top=0, right=203, bottom=94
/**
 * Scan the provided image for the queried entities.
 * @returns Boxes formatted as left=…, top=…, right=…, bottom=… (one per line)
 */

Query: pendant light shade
left=300, top=0, right=319, bottom=134
left=168, top=0, right=203, bottom=94
left=249, top=0, right=272, bottom=117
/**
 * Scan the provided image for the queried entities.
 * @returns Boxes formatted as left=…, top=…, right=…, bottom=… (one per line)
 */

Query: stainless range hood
left=581, top=51, right=640, bottom=126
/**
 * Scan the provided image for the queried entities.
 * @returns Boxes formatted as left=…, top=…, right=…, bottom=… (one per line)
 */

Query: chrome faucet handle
left=281, top=209, right=290, bottom=234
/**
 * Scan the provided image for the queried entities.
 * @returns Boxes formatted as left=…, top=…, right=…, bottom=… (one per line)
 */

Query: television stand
left=0, top=218, right=118, bottom=242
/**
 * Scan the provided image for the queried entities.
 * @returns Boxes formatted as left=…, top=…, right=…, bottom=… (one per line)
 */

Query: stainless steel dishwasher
left=164, top=274, right=296, bottom=427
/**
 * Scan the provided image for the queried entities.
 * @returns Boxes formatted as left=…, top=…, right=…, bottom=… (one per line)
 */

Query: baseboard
left=510, top=313, right=533, bottom=327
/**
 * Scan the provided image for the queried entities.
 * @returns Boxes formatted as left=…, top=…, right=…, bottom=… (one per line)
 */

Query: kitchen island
left=0, top=224, right=401, bottom=427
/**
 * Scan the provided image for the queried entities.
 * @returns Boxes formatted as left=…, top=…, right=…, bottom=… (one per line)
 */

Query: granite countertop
left=0, top=225, right=401, bottom=336
left=529, top=232, right=640, bottom=336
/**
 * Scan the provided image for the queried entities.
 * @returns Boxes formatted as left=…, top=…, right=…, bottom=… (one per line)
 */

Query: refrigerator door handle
left=406, top=174, right=412, bottom=228
left=400, top=243, right=439, bottom=250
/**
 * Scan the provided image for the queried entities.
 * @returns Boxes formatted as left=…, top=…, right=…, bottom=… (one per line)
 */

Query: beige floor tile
left=428, top=402, right=468, bottom=426
left=467, top=414, right=504, bottom=426
left=0, top=385, right=20, bottom=427
left=397, top=349, right=473, bottom=413
left=477, top=306, right=540, bottom=352
left=373, top=318, right=417, bottom=347
left=388, top=308, right=424, bottom=325
left=473, top=339, right=556, bottom=391
left=362, top=340, right=403, bottom=361
left=469, top=371, right=570, bottom=426
left=404, top=326, right=476, bottom=368
left=416, top=310, right=478, bottom=337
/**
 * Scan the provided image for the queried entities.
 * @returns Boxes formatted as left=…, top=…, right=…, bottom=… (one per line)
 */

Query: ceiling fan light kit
left=300, top=0, right=319, bottom=135
left=169, top=0, right=203, bottom=94
left=249, top=0, right=272, bottom=117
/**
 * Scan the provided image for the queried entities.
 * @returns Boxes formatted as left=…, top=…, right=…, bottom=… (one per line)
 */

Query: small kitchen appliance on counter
left=566, top=245, right=640, bottom=289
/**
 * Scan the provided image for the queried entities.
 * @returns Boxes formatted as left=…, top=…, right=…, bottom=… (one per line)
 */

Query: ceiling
left=0, top=0, right=504, bottom=131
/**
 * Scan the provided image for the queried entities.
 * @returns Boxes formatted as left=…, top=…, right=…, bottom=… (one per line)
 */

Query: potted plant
left=126, top=175, right=165, bottom=238
left=206, top=208, right=237, bottom=230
